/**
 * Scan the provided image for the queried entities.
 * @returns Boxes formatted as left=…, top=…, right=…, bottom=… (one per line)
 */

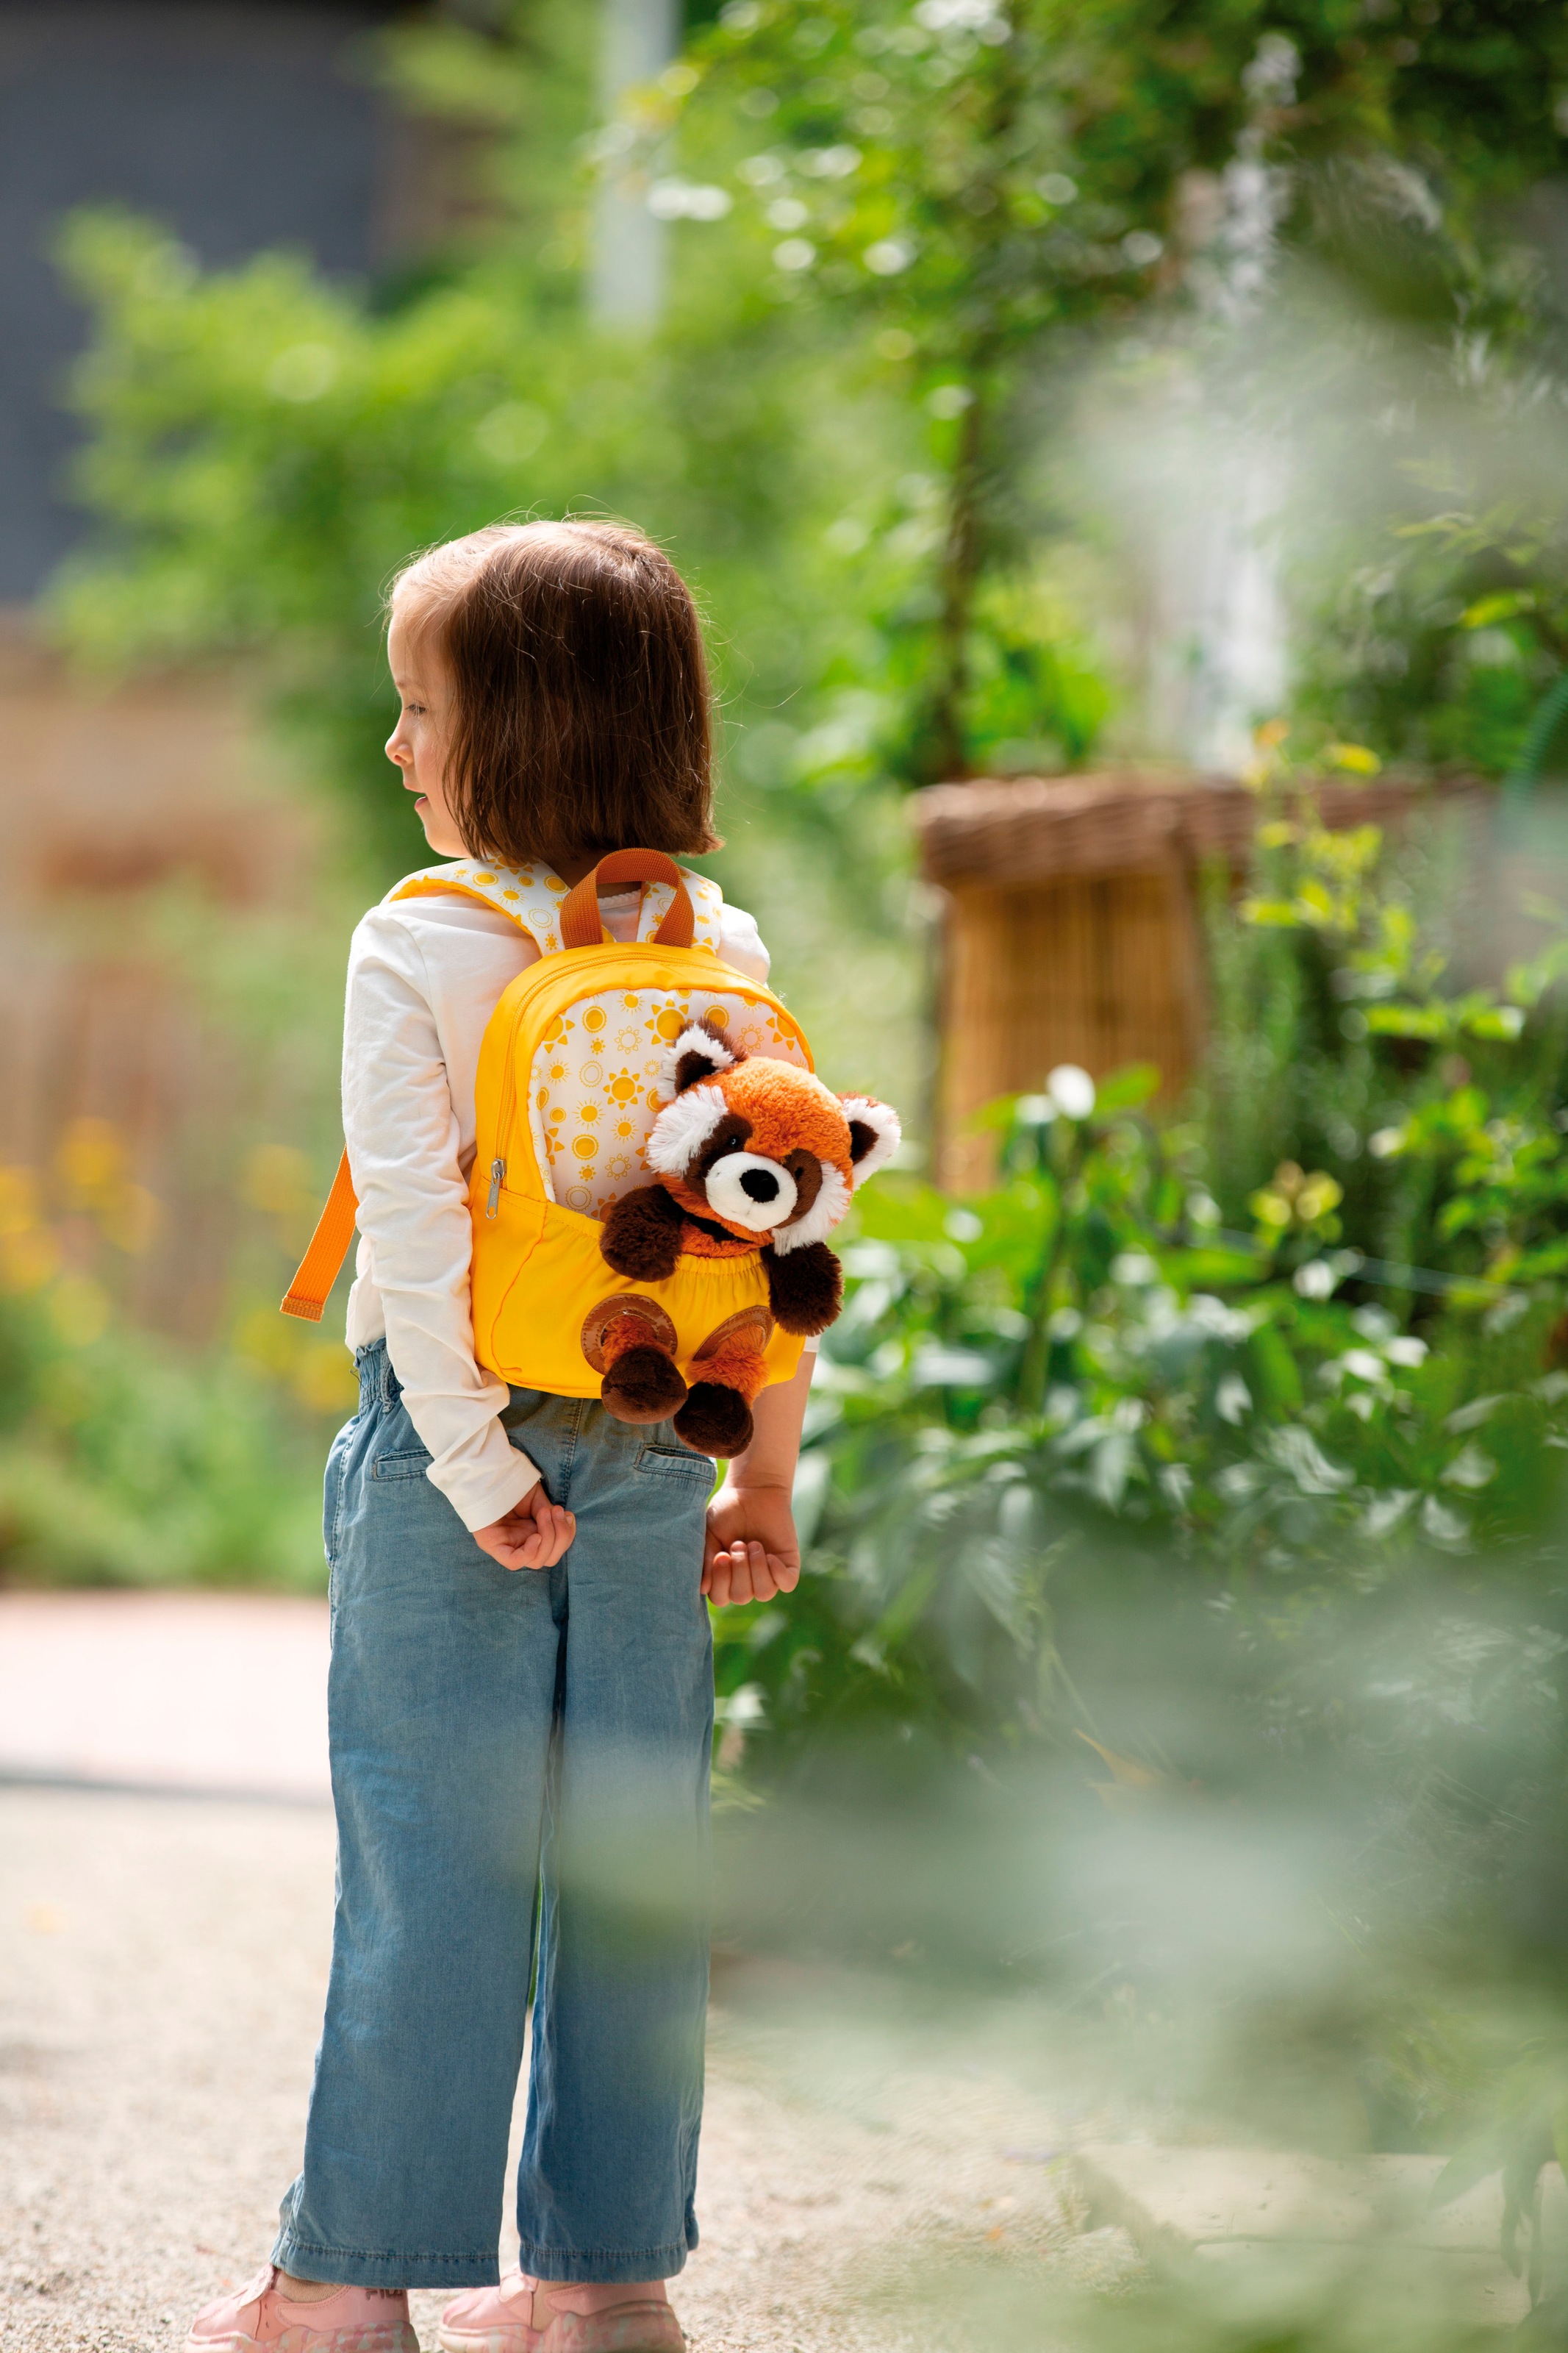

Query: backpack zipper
left=485, top=986, right=531, bottom=1215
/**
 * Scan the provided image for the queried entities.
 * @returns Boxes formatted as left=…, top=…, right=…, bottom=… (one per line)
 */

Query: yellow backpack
left=282, top=849, right=810, bottom=1402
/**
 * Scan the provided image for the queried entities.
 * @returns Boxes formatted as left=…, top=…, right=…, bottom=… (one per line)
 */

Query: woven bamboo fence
left=912, top=768, right=1488, bottom=1192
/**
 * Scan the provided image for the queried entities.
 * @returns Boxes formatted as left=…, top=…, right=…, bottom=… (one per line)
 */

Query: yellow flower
left=58, top=1117, right=123, bottom=1199
left=1295, top=1174, right=1343, bottom=1223
left=0, top=1165, right=40, bottom=1238
left=1, top=1228, right=59, bottom=1291
left=1325, top=741, right=1381, bottom=776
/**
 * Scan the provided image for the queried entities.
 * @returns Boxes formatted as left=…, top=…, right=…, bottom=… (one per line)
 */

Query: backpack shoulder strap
left=282, top=854, right=728, bottom=1321
left=281, top=1148, right=357, bottom=1322
left=642, top=865, right=724, bottom=952
left=387, top=859, right=571, bottom=951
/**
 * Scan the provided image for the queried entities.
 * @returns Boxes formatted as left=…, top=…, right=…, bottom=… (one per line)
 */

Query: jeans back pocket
left=371, top=1447, right=433, bottom=1481
left=635, top=1443, right=715, bottom=1482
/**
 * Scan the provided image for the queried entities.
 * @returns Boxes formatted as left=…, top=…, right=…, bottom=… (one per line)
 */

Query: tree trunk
left=925, top=386, right=984, bottom=785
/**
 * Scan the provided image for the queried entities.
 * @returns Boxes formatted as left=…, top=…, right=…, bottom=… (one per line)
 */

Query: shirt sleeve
left=341, top=911, right=540, bottom=1532
left=717, top=901, right=770, bottom=983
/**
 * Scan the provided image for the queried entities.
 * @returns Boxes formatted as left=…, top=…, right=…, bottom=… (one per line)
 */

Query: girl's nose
left=385, top=729, right=408, bottom=766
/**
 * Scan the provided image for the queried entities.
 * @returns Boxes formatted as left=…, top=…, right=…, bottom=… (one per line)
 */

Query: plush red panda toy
left=595, top=1016, right=900, bottom=1455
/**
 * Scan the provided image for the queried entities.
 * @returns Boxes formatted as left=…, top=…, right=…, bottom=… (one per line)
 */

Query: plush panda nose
left=704, top=1151, right=799, bottom=1232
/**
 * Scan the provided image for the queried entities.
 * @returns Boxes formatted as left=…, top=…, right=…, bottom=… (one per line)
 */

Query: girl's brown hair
left=390, top=520, right=718, bottom=871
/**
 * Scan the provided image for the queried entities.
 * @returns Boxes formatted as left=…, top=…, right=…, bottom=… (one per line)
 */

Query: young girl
left=186, top=522, right=815, bottom=2353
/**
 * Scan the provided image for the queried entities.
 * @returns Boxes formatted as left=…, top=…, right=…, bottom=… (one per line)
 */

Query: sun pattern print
left=385, top=854, right=808, bottom=1216
left=531, top=988, right=807, bottom=1213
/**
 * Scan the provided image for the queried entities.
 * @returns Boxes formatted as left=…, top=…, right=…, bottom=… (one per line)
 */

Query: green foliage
left=673, top=0, right=1568, bottom=774
left=60, top=0, right=1568, bottom=828
left=47, top=200, right=919, bottom=881
left=1295, top=496, right=1568, bottom=785
left=717, top=799, right=1568, bottom=1770
left=0, top=1282, right=328, bottom=1591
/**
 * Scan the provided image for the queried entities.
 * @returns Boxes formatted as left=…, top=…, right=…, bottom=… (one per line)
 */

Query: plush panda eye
left=692, top=1113, right=753, bottom=1179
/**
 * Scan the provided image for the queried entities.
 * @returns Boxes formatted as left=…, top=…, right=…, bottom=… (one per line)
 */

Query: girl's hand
left=704, top=1483, right=800, bottom=1607
left=473, top=1482, right=574, bottom=1571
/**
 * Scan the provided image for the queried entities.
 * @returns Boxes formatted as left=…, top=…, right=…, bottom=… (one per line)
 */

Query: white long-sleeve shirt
left=342, top=883, right=770, bottom=1529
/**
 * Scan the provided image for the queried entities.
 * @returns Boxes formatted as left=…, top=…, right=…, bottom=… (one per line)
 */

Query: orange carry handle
left=282, top=1149, right=359, bottom=1322
left=559, top=849, right=695, bottom=951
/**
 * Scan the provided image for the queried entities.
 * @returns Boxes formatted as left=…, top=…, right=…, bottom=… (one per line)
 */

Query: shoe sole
left=187, top=2329, right=419, bottom=2353
left=439, top=2309, right=683, bottom=2353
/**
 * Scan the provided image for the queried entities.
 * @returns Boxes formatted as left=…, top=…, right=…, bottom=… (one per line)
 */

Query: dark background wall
left=0, top=1, right=401, bottom=600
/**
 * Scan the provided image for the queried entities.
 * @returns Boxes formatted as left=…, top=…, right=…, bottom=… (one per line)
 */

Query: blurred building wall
left=0, top=618, right=320, bottom=1340
left=0, top=0, right=423, bottom=1338
left=0, top=0, right=406, bottom=596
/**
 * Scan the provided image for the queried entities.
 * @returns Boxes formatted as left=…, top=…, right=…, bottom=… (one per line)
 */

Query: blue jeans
left=273, top=1340, right=715, bottom=2290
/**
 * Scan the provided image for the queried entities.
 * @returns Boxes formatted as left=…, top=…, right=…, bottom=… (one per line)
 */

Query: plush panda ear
left=659, top=1016, right=741, bottom=1097
left=839, top=1096, right=901, bottom=1188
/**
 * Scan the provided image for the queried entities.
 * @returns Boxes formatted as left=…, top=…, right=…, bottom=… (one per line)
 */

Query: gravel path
left=0, top=1787, right=1132, bottom=2353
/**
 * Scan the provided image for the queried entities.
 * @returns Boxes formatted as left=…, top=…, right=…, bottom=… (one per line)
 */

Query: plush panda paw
left=602, top=1344, right=689, bottom=1425
left=674, top=1382, right=755, bottom=1459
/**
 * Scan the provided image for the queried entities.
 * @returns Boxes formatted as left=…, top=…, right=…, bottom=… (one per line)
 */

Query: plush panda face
left=645, top=1020, right=900, bottom=1252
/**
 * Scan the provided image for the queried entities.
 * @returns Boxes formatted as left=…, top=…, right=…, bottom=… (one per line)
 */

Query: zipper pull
left=486, top=1157, right=506, bottom=1220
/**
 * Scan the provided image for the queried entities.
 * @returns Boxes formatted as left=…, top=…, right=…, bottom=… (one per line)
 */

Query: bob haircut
left=389, top=519, right=719, bottom=871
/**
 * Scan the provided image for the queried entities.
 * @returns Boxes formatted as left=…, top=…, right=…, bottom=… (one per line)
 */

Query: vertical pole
left=590, top=0, right=680, bottom=327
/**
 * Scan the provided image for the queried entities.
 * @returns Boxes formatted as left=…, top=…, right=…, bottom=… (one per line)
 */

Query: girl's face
left=385, top=607, right=465, bottom=857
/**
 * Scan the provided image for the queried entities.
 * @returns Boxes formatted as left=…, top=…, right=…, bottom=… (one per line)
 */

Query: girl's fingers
left=498, top=1507, right=573, bottom=1572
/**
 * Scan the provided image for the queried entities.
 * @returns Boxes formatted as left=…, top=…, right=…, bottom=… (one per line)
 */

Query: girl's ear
left=839, top=1096, right=901, bottom=1188
left=659, top=1016, right=742, bottom=1096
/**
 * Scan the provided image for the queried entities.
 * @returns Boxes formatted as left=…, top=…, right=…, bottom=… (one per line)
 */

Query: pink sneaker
left=438, top=2271, right=683, bottom=2353
left=184, top=2265, right=419, bottom=2353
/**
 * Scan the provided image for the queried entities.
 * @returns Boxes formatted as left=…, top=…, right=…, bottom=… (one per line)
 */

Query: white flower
left=914, top=0, right=1006, bottom=26
left=799, top=145, right=862, bottom=179
left=648, top=179, right=732, bottom=221
left=1046, top=1064, right=1096, bottom=1121
left=1111, top=1252, right=1158, bottom=1286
